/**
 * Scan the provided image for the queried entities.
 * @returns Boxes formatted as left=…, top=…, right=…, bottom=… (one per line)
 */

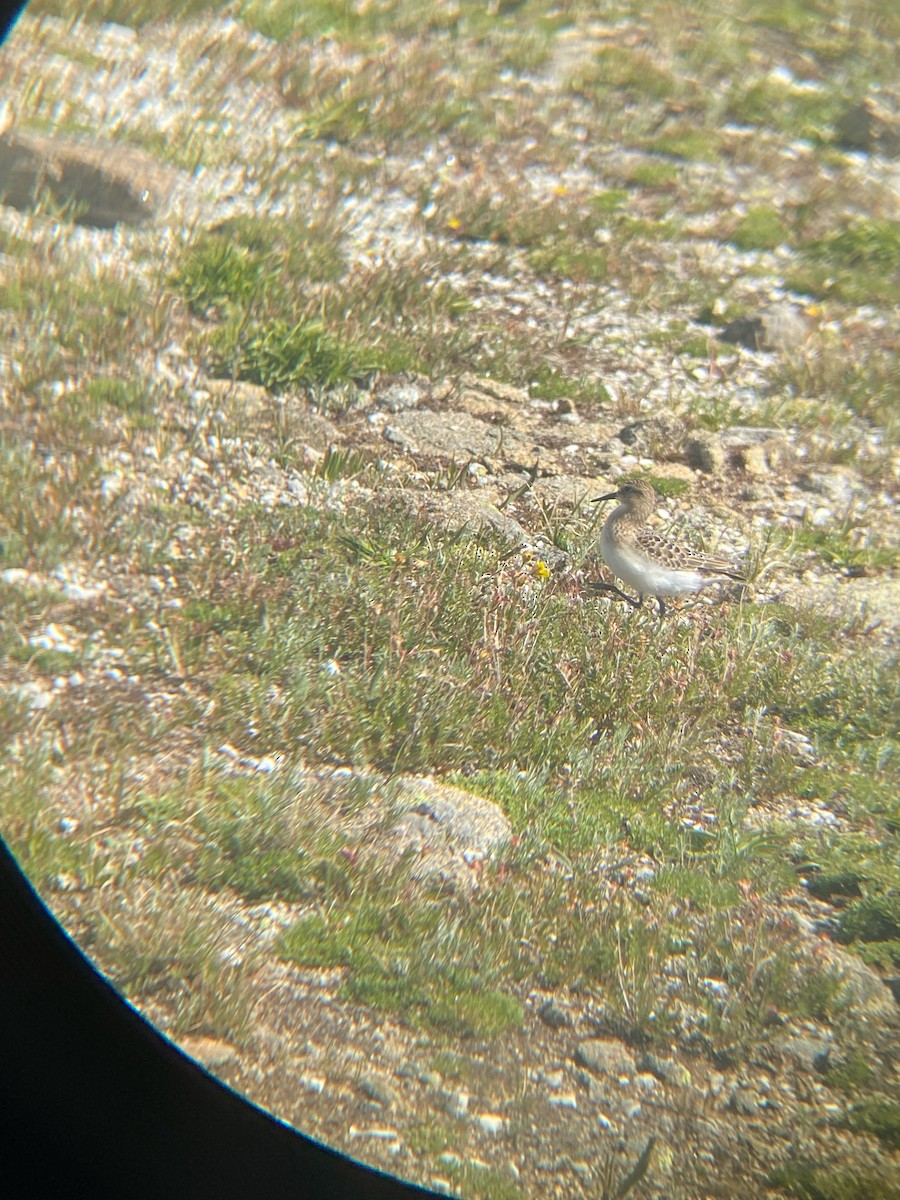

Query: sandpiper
left=592, top=479, right=745, bottom=617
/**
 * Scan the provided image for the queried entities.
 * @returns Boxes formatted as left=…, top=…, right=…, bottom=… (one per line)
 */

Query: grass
left=768, top=1163, right=900, bottom=1200
left=3, top=422, right=894, bottom=1057
left=277, top=876, right=526, bottom=1039
left=7, top=487, right=894, bottom=1057
left=784, top=517, right=900, bottom=576
left=728, top=206, right=793, bottom=252
left=2, top=1, right=899, bottom=1193
left=788, top=218, right=900, bottom=306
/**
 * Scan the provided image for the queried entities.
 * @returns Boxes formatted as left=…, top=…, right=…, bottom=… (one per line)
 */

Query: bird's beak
left=592, top=492, right=619, bottom=504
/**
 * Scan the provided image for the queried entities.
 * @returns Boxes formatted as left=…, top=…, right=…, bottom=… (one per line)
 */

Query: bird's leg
left=591, top=581, right=642, bottom=610
left=656, top=597, right=666, bottom=618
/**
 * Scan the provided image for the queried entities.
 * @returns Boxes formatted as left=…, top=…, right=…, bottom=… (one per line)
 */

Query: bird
left=591, top=479, right=746, bottom=617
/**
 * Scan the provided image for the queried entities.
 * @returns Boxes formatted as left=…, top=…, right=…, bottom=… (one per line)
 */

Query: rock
left=797, top=469, right=865, bottom=509
left=377, top=378, right=428, bottom=412
left=474, top=1113, right=505, bottom=1134
left=772, top=1033, right=833, bottom=1073
left=718, top=427, right=788, bottom=449
left=686, top=431, right=726, bottom=474
left=717, top=304, right=808, bottom=354
left=0, top=130, right=178, bottom=227
left=636, top=1052, right=692, bottom=1087
left=616, top=413, right=687, bottom=458
left=722, top=430, right=792, bottom=475
left=177, top=1036, right=239, bottom=1071
left=403, top=491, right=527, bottom=546
left=760, top=303, right=810, bottom=355
left=816, top=944, right=898, bottom=1015
left=359, top=1075, right=399, bottom=1108
left=444, top=1090, right=469, bottom=1117
left=287, top=412, right=342, bottom=451
left=539, top=1000, right=572, bottom=1029
left=740, top=482, right=778, bottom=501
left=739, top=444, right=771, bottom=477
left=383, top=409, right=531, bottom=465
left=385, top=776, right=511, bottom=892
left=574, top=1038, right=636, bottom=1077
left=725, top=1085, right=760, bottom=1116
left=718, top=316, right=767, bottom=351
left=834, top=98, right=900, bottom=157
left=392, top=777, right=511, bottom=853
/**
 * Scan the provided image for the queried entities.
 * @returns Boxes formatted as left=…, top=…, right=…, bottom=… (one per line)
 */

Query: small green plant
left=277, top=877, right=524, bottom=1038
left=210, top=316, right=381, bottom=392
left=842, top=1098, right=900, bottom=1150
left=767, top=1162, right=899, bottom=1200
left=172, top=239, right=267, bottom=316
left=643, top=128, right=722, bottom=161
left=788, top=219, right=900, bottom=305
left=729, top=206, right=792, bottom=252
left=192, top=777, right=351, bottom=903
left=626, top=161, right=680, bottom=189
left=91, top=888, right=259, bottom=1042
left=639, top=474, right=690, bottom=498
left=788, top=519, right=899, bottom=576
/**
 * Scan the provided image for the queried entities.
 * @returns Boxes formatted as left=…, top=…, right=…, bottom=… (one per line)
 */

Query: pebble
left=475, top=1113, right=505, bottom=1135
left=574, top=1039, right=636, bottom=1078
left=444, top=1090, right=469, bottom=1118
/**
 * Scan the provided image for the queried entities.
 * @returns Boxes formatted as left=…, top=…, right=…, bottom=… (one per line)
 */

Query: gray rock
left=617, top=413, right=687, bottom=458
left=835, top=98, right=900, bottom=157
left=539, top=1001, right=572, bottom=1029
left=0, top=130, right=177, bottom=227
left=404, top=492, right=527, bottom=546
left=797, top=469, right=864, bottom=509
left=383, top=409, right=531, bottom=465
left=772, top=1034, right=833, bottom=1073
left=717, top=304, right=808, bottom=354
left=718, top=427, right=788, bottom=449
left=760, top=303, right=811, bottom=355
left=574, top=1038, right=636, bottom=1077
left=444, top=1089, right=470, bottom=1118
left=637, top=1052, right=692, bottom=1087
left=359, top=1075, right=399, bottom=1107
left=686, top=432, right=726, bottom=474
left=816, top=944, right=898, bottom=1015
left=378, top=379, right=427, bottom=412
left=725, top=1085, right=760, bottom=1116
left=392, top=776, right=511, bottom=853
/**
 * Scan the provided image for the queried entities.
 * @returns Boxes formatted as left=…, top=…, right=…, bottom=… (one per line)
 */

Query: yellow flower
left=448, top=217, right=461, bottom=230
left=533, top=559, right=551, bottom=580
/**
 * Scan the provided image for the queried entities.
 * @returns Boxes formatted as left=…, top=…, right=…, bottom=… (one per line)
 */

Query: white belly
left=600, top=527, right=709, bottom=598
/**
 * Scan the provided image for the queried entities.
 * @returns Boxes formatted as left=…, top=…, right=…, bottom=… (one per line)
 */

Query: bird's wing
left=635, top=530, right=745, bottom=579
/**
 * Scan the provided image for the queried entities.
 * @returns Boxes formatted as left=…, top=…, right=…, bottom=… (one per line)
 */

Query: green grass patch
left=729, top=206, right=793, bottom=252
left=788, top=219, right=900, bottom=305
left=277, top=878, right=524, bottom=1038
left=767, top=1162, right=900, bottom=1200
left=626, top=161, right=681, bottom=189
left=724, top=76, right=846, bottom=144
left=842, top=1098, right=900, bottom=1150
left=643, top=128, right=722, bottom=162
left=209, top=316, right=381, bottom=392
left=784, top=518, right=900, bottom=576
left=189, top=775, right=353, bottom=903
